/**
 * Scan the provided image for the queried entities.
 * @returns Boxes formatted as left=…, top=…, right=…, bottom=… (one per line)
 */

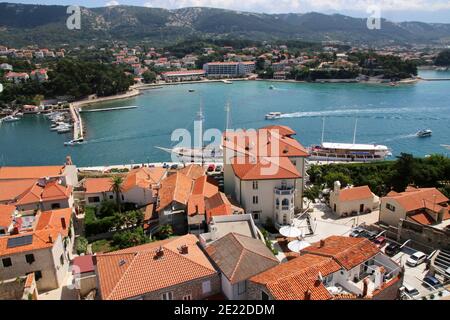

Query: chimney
left=154, top=246, right=164, bottom=259
left=179, top=245, right=188, bottom=255
left=319, top=239, right=325, bottom=248
left=48, top=235, right=53, bottom=243
left=61, top=217, right=67, bottom=229
left=334, top=181, right=341, bottom=193
left=304, top=289, right=312, bottom=300
left=66, top=156, right=73, bottom=165
left=362, top=278, right=370, bottom=298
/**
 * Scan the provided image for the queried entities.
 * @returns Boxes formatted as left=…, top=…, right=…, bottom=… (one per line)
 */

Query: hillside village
left=1, top=125, right=449, bottom=300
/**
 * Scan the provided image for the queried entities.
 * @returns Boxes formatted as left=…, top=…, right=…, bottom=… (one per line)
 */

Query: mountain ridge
left=1, top=3, right=450, bottom=47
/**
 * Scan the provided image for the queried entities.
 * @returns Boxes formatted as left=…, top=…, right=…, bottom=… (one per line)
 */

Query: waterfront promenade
left=69, top=104, right=83, bottom=141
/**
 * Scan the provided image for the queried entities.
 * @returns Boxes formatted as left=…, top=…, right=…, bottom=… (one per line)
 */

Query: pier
left=69, top=104, right=84, bottom=141
left=422, top=78, right=450, bottom=81
left=79, top=106, right=138, bottom=113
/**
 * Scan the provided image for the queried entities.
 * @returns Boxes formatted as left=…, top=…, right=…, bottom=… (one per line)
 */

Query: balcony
left=274, top=187, right=295, bottom=195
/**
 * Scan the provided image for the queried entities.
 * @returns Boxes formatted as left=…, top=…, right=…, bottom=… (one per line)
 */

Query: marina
left=1, top=70, right=449, bottom=166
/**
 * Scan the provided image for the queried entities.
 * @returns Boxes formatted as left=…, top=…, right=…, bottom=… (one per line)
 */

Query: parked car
left=170, top=164, right=178, bottom=170
left=207, top=164, right=215, bottom=172
left=349, top=227, right=365, bottom=238
left=358, top=230, right=377, bottom=241
left=162, top=163, right=169, bottom=169
left=423, top=275, right=441, bottom=288
left=400, top=284, right=420, bottom=297
left=215, top=165, right=223, bottom=172
left=385, top=242, right=401, bottom=257
left=406, top=251, right=427, bottom=267
left=372, top=236, right=387, bottom=248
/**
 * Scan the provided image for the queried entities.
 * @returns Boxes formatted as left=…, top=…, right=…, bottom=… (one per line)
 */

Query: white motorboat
left=2, top=115, right=20, bottom=122
left=416, top=129, right=432, bottom=137
left=265, top=112, right=282, bottom=120
left=64, top=138, right=84, bottom=146
left=222, top=80, right=233, bottom=84
left=269, top=85, right=275, bottom=90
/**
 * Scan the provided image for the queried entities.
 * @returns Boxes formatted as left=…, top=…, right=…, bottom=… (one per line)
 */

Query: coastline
left=69, top=76, right=421, bottom=108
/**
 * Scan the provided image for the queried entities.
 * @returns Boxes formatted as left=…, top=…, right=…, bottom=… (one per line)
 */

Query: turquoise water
left=1, top=71, right=449, bottom=166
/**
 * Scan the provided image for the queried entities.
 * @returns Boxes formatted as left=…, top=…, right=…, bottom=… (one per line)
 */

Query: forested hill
left=1, top=3, right=450, bottom=47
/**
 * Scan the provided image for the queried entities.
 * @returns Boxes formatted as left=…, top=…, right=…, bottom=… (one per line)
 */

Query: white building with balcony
left=222, top=126, right=309, bottom=228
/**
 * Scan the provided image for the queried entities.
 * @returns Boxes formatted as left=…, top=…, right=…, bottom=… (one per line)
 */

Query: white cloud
left=140, top=0, right=450, bottom=13
left=106, top=0, right=119, bottom=6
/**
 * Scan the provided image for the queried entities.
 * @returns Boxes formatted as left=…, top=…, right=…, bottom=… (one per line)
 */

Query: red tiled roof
left=0, top=180, right=37, bottom=203
left=122, top=167, right=166, bottom=192
left=205, top=192, right=236, bottom=223
left=157, top=172, right=193, bottom=211
left=408, top=211, right=435, bottom=225
left=302, top=236, right=380, bottom=270
left=250, top=254, right=341, bottom=300
left=73, top=255, right=95, bottom=274
left=96, top=235, right=217, bottom=300
left=338, top=186, right=374, bottom=202
left=162, top=70, right=205, bottom=76
left=384, top=187, right=448, bottom=213
left=0, top=208, right=72, bottom=257
left=0, top=204, right=15, bottom=228
left=231, top=156, right=301, bottom=180
left=187, top=176, right=219, bottom=216
left=179, top=164, right=205, bottom=180
left=0, top=166, right=64, bottom=180
left=84, top=178, right=113, bottom=194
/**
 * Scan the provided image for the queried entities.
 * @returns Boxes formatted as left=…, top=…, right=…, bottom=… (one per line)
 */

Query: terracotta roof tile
left=96, top=235, right=217, bottom=300
left=384, top=187, right=448, bottom=213
left=187, top=176, right=219, bottom=216
left=231, top=156, right=301, bottom=180
left=122, top=167, right=166, bottom=192
left=338, top=186, right=374, bottom=202
left=250, top=254, right=341, bottom=300
left=157, top=172, right=193, bottom=211
left=84, top=178, right=113, bottom=194
left=0, top=204, right=16, bottom=228
left=179, top=165, right=205, bottom=180
left=302, top=236, right=380, bottom=270
left=0, top=166, right=65, bottom=180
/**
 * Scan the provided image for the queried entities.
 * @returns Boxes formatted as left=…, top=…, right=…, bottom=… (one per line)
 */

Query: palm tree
left=110, top=176, right=124, bottom=212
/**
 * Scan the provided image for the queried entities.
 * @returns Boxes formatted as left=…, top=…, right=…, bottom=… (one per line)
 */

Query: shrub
left=75, top=236, right=88, bottom=255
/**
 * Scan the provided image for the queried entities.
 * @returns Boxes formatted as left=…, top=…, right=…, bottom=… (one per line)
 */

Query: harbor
left=79, top=106, right=138, bottom=113
left=1, top=70, right=449, bottom=166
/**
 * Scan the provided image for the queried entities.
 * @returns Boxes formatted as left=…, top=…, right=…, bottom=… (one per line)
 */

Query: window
left=261, top=291, right=269, bottom=300
left=88, top=196, right=100, bottom=203
left=202, top=280, right=211, bottom=294
left=51, top=203, right=61, bottom=209
left=2, top=257, right=12, bottom=268
left=252, top=196, right=259, bottom=204
left=182, top=294, right=192, bottom=300
left=386, top=203, right=396, bottom=212
left=109, top=195, right=114, bottom=200
left=161, top=292, right=173, bottom=300
left=252, top=181, right=258, bottom=190
left=60, top=254, right=64, bottom=266
left=0, top=229, right=5, bottom=235
left=238, top=281, right=247, bottom=295
left=292, top=160, right=297, bottom=166
left=25, top=254, right=35, bottom=264
left=253, top=212, right=260, bottom=221
left=34, top=271, right=42, bottom=281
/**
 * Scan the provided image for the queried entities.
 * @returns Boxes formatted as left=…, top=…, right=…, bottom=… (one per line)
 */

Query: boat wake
left=375, top=133, right=417, bottom=143
left=279, top=107, right=441, bottom=120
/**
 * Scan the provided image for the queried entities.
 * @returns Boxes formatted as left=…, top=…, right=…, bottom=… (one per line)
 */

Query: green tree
left=158, top=224, right=174, bottom=239
left=112, top=227, right=148, bottom=249
left=435, top=49, right=450, bottom=66
left=323, top=172, right=352, bottom=189
left=304, top=185, right=321, bottom=207
left=110, top=176, right=124, bottom=211
left=142, top=70, right=156, bottom=83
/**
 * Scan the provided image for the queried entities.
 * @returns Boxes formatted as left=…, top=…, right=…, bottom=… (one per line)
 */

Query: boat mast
left=321, top=118, right=325, bottom=144
left=353, top=119, right=358, bottom=144
left=225, top=100, right=231, bottom=132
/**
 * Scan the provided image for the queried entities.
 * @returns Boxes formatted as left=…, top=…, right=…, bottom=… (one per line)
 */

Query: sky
left=3, top=0, right=450, bottom=23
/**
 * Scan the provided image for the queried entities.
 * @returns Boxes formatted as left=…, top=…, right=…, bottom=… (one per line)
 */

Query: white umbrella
left=279, top=226, right=302, bottom=238
left=288, top=240, right=311, bottom=253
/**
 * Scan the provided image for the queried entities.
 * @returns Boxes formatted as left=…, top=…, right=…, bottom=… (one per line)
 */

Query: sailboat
left=308, top=118, right=392, bottom=162
left=155, top=101, right=225, bottom=164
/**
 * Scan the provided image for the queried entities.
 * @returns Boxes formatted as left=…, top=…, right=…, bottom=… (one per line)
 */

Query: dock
left=69, top=104, right=84, bottom=141
left=79, top=106, right=138, bottom=113
left=422, top=78, right=450, bottom=81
